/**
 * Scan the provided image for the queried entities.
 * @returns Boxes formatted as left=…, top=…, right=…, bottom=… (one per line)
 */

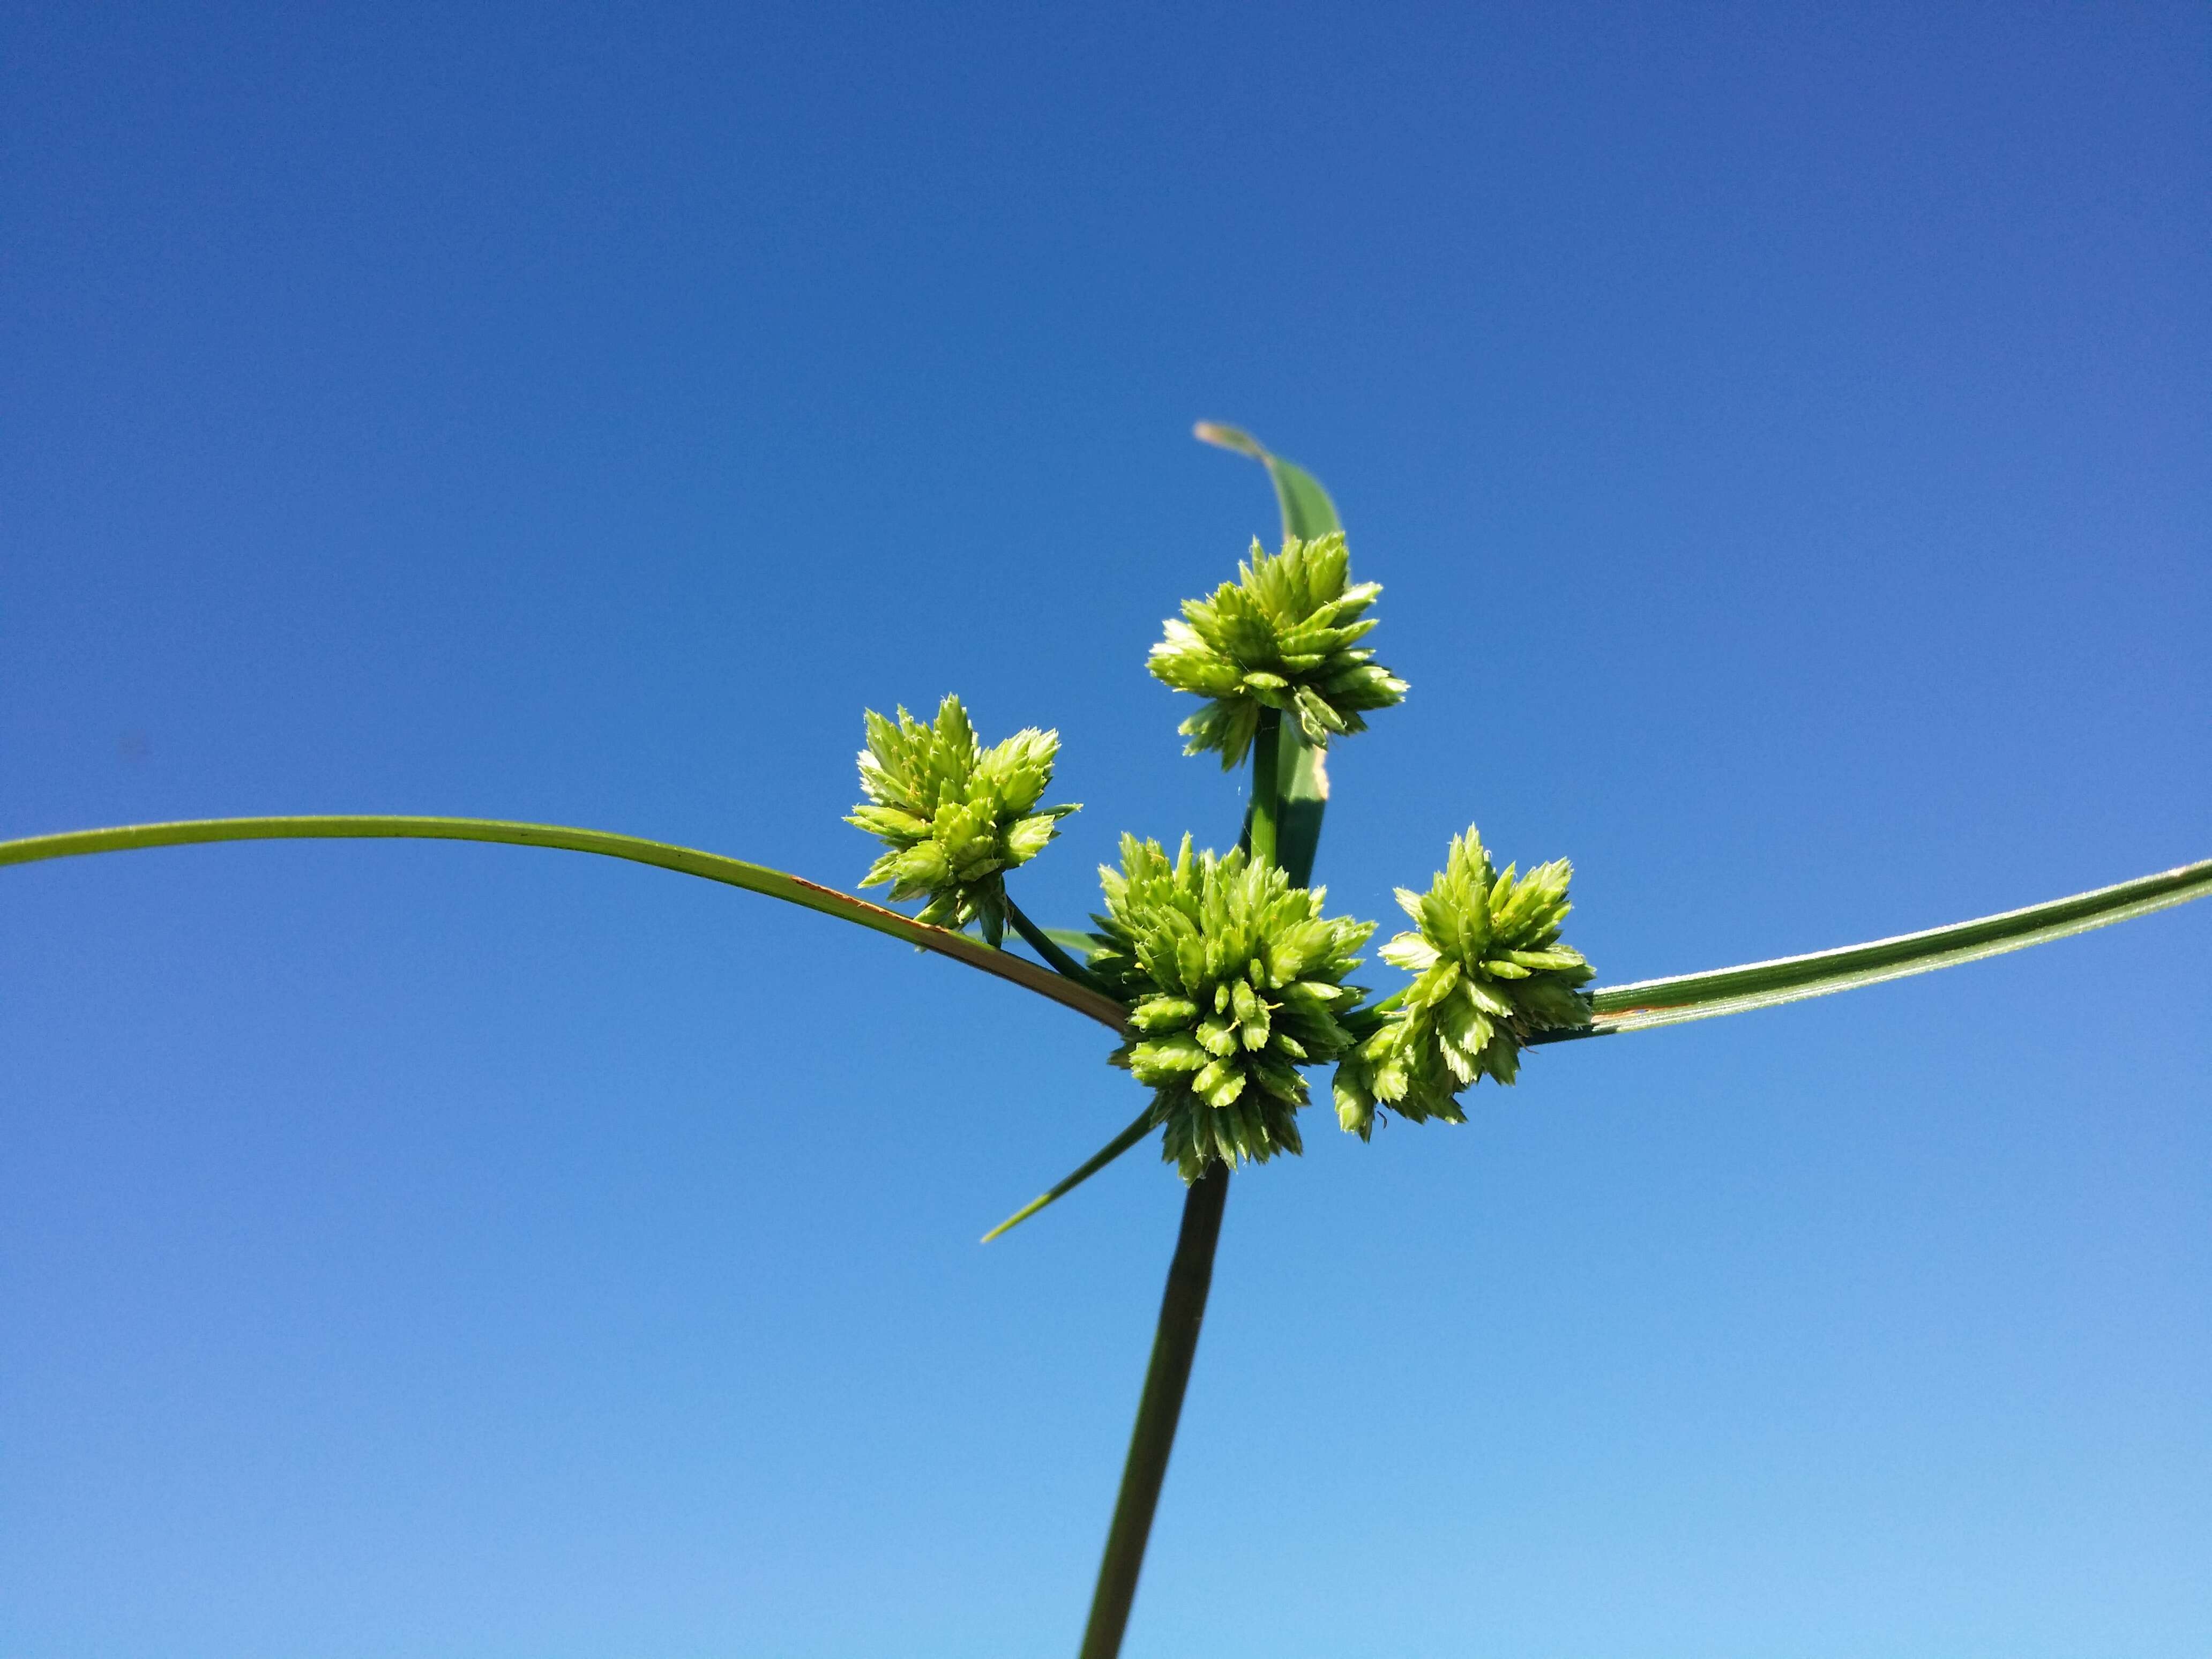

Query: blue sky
left=3, top=4, right=2207, bottom=1654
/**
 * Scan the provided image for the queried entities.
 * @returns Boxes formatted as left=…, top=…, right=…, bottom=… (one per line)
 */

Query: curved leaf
left=0, top=815, right=1131, bottom=1033
left=1193, top=421, right=1341, bottom=541
left=1533, top=856, right=2212, bottom=1041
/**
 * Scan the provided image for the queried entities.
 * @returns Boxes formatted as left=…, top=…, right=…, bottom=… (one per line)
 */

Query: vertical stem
left=1076, top=682, right=1291, bottom=1655
left=1076, top=1162, right=1231, bottom=1659
left=1078, top=708, right=1286, bottom=1654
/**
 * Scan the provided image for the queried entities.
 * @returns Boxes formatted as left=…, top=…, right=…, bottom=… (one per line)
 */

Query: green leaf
left=1193, top=421, right=1341, bottom=541
left=0, top=815, right=1131, bottom=1034
left=980, top=1105, right=1157, bottom=1242
left=1535, top=857, right=2212, bottom=1040
left=1193, top=422, right=1344, bottom=887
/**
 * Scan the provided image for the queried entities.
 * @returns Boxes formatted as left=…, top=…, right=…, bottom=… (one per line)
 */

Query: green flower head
left=847, top=694, right=1078, bottom=947
left=1089, top=834, right=1373, bottom=1179
left=1148, top=532, right=1408, bottom=769
left=1334, top=825, right=1593, bottom=1138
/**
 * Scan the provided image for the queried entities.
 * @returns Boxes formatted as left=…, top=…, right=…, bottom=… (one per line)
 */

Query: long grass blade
left=0, top=815, right=1131, bottom=1034
left=1543, top=856, right=2212, bottom=1040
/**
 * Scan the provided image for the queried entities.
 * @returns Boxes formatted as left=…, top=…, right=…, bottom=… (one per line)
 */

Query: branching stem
left=1006, top=893, right=1115, bottom=997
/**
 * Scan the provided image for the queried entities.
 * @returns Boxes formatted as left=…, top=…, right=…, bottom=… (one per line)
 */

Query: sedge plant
left=5, top=423, right=2208, bottom=1656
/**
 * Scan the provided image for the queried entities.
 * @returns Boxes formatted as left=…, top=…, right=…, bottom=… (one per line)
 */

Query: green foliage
left=848, top=694, right=1078, bottom=947
left=1334, top=825, right=1593, bottom=1137
left=1087, top=834, right=1372, bottom=1178
left=1147, top=532, right=1407, bottom=769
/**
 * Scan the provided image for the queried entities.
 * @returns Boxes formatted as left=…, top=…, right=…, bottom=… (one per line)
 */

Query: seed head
left=1334, top=825, right=1593, bottom=1137
left=1148, top=533, right=1407, bottom=768
left=1089, top=834, right=1373, bottom=1178
left=847, top=694, right=1078, bottom=947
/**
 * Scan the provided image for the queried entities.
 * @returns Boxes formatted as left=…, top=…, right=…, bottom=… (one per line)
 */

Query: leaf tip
left=1194, top=420, right=1267, bottom=461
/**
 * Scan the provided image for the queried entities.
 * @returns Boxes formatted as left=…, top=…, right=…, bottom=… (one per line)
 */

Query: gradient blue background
left=4, top=5, right=2208, bottom=1655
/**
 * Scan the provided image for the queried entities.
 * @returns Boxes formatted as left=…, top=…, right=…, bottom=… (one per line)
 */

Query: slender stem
left=1006, top=893, right=1114, bottom=996
left=1246, top=709, right=1283, bottom=870
left=1076, top=698, right=1287, bottom=1654
left=1077, top=1163, right=1231, bottom=1659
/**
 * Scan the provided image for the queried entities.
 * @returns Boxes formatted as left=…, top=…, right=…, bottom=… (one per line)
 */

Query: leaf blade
left=979, top=1105, right=1156, bottom=1242
left=1538, top=857, right=2212, bottom=1040
left=0, top=815, right=1131, bottom=1033
left=1193, top=421, right=1341, bottom=541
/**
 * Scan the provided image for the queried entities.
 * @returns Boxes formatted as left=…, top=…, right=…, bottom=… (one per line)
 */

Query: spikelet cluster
left=847, top=694, right=1078, bottom=946
left=1334, top=826, right=1593, bottom=1137
left=1148, top=533, right=1408, bottom=769
left=1088, top=834, right=1373, bottom=1179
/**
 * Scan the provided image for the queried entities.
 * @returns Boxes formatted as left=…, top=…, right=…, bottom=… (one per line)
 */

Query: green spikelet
left=846, top=694, right=1079, bottom=947
left=1088, top=834, right=1372, bottom=1178
left=1147, top=532, right=1408, bottom=768
left=1333, top=825, right=1594, bottom=1138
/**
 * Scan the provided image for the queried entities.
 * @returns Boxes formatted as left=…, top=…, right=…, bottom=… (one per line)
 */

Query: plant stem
left=1006, top=893, right=1114, bottom=996
left=1076, top=1162, right=1231, bottom=1659
left=1076, top=705, right=1287, bottom=1654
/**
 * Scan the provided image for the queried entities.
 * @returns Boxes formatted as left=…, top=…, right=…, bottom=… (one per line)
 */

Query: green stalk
left=1006, top=892, right=1116, bottom=997
left=1075, top=1161, right=1230, bottom=1659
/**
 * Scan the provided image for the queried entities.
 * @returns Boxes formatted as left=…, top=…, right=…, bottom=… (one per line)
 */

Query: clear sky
left=3, top=5, right=2207, bottom=1655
